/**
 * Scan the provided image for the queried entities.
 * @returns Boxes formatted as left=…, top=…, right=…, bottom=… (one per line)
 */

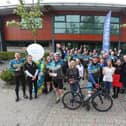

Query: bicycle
left=62, top=81, right=113, bottom=112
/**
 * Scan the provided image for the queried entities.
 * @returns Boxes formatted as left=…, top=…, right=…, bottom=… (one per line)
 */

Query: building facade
left=0, top=1, right=126, bottom=51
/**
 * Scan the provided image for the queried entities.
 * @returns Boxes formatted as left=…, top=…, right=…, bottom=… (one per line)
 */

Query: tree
left=7, top=0, right=43, bottom=43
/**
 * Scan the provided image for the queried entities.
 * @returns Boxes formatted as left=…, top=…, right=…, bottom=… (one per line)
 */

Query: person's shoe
left=35, top=95, right=37, bottom=99
left=23, top=95, right=28, bottom=99
left=112, top=94, right=116, bottom=99
left=15, top=97, right=19, bottom=102
left=56, top=97, right=60, bottom=104
left=115, top=94, right=118, bottom=98
left=29, top=96, right=33, bottom=100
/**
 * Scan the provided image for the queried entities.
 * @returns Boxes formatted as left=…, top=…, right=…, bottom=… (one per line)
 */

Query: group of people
left=9, top=51, right=65, bottom=103
left=9, top=53, right=39, bottom=101
left=54, top=44, right=126, bottom=100
left=8, top=44, right=126, bottom=103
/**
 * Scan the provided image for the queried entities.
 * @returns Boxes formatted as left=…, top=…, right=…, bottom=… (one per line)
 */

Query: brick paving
left=0, top=62, right=126, bottom=126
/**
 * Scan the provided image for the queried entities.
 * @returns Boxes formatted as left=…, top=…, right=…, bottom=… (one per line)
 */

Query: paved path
left=0, top=62, right=126, bottom=126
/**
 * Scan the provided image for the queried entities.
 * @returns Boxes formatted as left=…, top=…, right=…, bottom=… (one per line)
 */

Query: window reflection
left=54, top=15, right=119, bottom=34
left=54, top=16, right=65, bottom=22
left=66, top=15, right=80, bottom=22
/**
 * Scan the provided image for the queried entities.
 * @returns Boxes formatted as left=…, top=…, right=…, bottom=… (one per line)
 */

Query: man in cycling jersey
left=48, top=52, right=65, bottom=103
left=87, top=56, right=101, bottom=96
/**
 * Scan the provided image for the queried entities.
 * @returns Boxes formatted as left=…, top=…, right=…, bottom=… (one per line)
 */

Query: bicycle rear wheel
left=62, top=91, right=82, bottom=110
left=92, top=93, right=113, bottom=112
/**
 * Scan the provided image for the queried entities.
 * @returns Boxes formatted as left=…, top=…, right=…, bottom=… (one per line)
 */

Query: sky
left=0, top=0, right=126, bottom=6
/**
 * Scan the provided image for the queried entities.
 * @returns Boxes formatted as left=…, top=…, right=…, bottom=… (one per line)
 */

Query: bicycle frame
left=77, top=84, right=104, bottom=104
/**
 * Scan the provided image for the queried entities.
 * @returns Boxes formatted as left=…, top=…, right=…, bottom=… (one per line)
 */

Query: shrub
left=0, top=52, right=10, bottom=60
left=0, top=51, right=49, bottom=61
left=0, top=52, right=25, bottom=60
left=0, top=70, right=14, bottom=84
left=7, top=52, right=15, bottom=60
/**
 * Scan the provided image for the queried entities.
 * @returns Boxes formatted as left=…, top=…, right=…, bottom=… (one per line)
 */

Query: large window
left=54, top=15, right=120, bottom=35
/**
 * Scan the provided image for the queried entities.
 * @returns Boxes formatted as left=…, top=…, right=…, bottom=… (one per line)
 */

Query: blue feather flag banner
left=102, top=10, right=112, bottom=53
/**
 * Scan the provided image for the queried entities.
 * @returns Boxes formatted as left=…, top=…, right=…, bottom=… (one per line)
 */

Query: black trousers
left=27, top=78, right=37, bottom=97
left=113, top=86, right=120, bottom=97
left=15, top=75, right=26, bottom=98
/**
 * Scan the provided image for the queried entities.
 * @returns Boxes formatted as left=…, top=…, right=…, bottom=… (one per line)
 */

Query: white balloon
left=27, top=43, right=44, bottom=61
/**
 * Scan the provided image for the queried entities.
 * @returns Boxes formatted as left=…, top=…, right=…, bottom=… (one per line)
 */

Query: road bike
left=62, top=82, right=113, bottom=112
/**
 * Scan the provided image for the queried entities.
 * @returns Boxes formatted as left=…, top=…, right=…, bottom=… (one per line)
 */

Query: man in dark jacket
left=24, top=55, right=39, bottom=100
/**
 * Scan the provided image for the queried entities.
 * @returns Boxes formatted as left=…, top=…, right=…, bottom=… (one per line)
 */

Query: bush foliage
left=0, top=70, right=14, bottom=84
left=0, top=51, right=49, bottom=61
left=0, top=52, right=25, bottom=60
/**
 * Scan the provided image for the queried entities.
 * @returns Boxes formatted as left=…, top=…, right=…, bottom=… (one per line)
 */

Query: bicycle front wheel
left=92, top=93, right=113, bottom=112
left=62, top=91, right=82, bottom=110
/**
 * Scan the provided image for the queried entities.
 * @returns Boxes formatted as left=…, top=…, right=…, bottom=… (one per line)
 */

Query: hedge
left=0, top=52, right=25, bottom=60
left=0, top=51, right=49, bottom=60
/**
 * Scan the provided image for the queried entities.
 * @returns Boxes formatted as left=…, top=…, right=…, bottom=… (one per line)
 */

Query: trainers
left=56, top=97, right=60, bottom=104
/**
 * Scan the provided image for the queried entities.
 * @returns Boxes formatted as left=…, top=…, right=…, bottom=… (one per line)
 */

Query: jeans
left=104, top=81, right=112, bottom=95
left=70, top=81, right=79, bottom=93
